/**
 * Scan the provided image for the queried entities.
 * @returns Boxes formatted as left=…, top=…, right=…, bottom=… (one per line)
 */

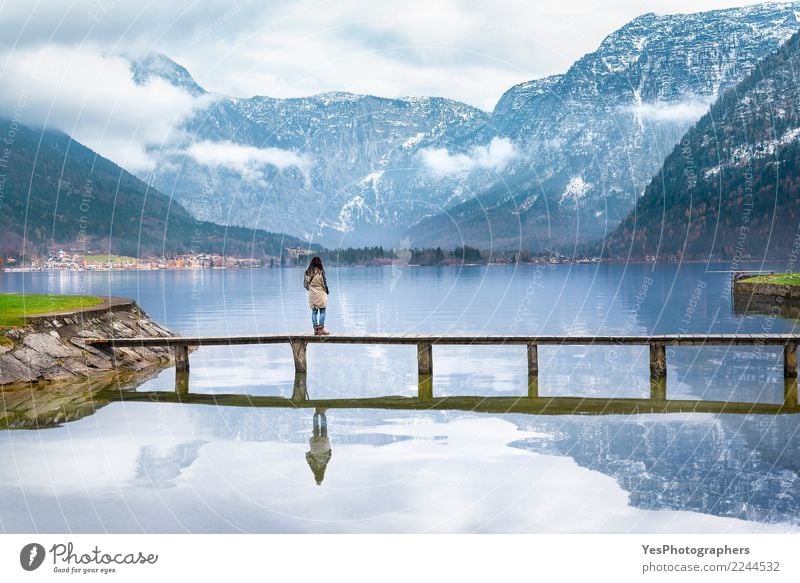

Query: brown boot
left=318, top=326, right=330, bottom=336
left=313, top=325, right=321, bottom=335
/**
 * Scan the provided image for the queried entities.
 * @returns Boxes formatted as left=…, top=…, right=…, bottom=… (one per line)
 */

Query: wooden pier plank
left=91, top=333, right=800, bottom=348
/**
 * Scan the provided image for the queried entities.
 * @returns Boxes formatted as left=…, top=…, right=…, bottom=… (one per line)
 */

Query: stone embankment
left=733, top=279, right=800, bottom=300
left=0, top=297, right=175, bottom=387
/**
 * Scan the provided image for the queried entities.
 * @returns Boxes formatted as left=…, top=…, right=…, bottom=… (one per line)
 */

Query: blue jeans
left=311, top=307, right=326, bottom=327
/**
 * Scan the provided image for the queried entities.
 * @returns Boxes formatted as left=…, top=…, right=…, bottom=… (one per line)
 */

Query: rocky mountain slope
left=131, top=4, right=800, bottom=251
left=144, top=69, right=490, bottom=246
left=409, top=3, right=800, bottom=251
left=603, top=30, right=800, bottom=260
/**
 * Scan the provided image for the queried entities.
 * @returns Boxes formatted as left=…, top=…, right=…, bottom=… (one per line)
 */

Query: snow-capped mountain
left=141, top=69, right=490, bottom=246
left=137, top=2, right=800, bottom=250
left=604, top=29, right=800, bottom=260
left=409, top=2, right=800, bottom=250
left=131, top=52, right=207, bottom=97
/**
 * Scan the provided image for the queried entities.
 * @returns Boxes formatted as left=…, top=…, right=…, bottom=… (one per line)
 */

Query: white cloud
left=418, top=137, right=518, bottom=177
left=626, top=98, right=714, bottom=123
left=0, top=45, right=216, bottom=172
left=184, top=140, right=314, bottom=185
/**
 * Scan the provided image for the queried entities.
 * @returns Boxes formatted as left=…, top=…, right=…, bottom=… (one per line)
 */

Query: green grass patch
left=82, top=254, right=138, bottom=264
left=741, top=273, right=800, bottom=286
left=0, top=293, right=103, bottom=327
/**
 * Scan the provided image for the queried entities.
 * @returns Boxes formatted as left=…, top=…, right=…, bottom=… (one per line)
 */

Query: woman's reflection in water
left=306, top=408, right=332, bottom=485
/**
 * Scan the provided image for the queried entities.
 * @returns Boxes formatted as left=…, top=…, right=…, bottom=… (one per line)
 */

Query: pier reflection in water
left=156, top=368, right=800, bottom=416
left=1, top=370, right=799, bottom=532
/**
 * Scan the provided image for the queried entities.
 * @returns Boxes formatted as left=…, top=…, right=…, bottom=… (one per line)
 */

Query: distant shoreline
left=3, top=258, right=791, bottom=273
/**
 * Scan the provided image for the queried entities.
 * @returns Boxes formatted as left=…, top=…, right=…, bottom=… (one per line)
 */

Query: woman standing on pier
left=303, top=256, right=330, bottom=335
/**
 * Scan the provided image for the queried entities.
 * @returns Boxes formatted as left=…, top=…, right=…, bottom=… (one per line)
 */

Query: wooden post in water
left=418, top=374, right=433, bottom=400
left=650, top=376, right=666, bottom=401
left=290, top=340, right=307, bottom=374
left=175, top=370, right=189, bottom=396
left=417, top=342, right=433, bottom=375
left=527, top=344, right=538, bottom=377
left=649, top=343, right=666, bottom=380
left=292, top=373, right=308, bottom=402
left=527, top=375, right=539, bottom=399
left=784, top=377, right=798, bottom=409
left=174, top=345, right=190, bottom=374
left=784, top=343, right=797, bottom=378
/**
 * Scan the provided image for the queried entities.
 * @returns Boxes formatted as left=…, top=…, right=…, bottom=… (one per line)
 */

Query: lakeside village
left=2, top=247, right=307, bottom=272
left=0, top=245, right=619, bottom=272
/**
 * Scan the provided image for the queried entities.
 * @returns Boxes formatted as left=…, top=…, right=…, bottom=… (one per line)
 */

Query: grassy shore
left=741, top=273, right=800, bottom=286
left=0, top=293, right=103, bottom=327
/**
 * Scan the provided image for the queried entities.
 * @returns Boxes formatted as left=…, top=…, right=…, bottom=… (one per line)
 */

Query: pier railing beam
left=527, top=344, right=538, bottom=377
left=417, top=342, right=433, bottom=375
left=784, top=343, right=797, bottom=378
left=290, top=340, right=308, bottom=374
left=649, top=342, right=666, bottom=380
left=174, top=345, right=190, bottom=374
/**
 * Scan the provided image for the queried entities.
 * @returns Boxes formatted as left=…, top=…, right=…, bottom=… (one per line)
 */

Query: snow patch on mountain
left=403, top=132, right=426, bottom=150
left=725, top=126, right=800, bottom=167
left=559, top=177, right=592, bottom=207
left=512, top=193, right=539, bottom=215
left=359, top=171, right=384, bottom=187
left=337, top=196, right=379, bottom=232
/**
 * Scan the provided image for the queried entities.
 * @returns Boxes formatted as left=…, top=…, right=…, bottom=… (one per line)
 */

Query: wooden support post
left=290, top=340, right=307, bottom=374
left=418, top=374, right=433, bottom=400
left=649, top=343, right=666, bottom=380
left=649, top=376, right=666, bottom=401
left=292, top=373, right=308, bottom=402
left=175, top=370, right=189, bottom=396
left=174, top=345, right=190, bottom=374
left=527, top=344, right=538, bottom=377
left=417, top=342, right=433, bottom=375
left=784, top=377, right=798, bottom=409
left=784, top=343, right=797, bottom=378
left=527, top=375, right=539, bottom=399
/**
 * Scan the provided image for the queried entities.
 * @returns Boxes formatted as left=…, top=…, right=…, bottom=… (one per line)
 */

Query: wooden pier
left=91, top=333, right=800, bottom=396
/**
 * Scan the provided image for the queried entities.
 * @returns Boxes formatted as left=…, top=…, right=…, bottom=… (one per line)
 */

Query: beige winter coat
left=303, top=267, right=328, bottom=309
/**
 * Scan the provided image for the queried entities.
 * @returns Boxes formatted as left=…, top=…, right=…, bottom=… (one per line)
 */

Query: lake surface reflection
left=1, top=262, right=798, bottom=533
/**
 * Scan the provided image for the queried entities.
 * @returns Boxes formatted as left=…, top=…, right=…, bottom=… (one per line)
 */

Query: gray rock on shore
left=0, top=300, right=176, bottom=387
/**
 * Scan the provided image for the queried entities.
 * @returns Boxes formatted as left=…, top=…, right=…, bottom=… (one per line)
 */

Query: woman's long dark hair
left=305, top=256, right=324, bottom=276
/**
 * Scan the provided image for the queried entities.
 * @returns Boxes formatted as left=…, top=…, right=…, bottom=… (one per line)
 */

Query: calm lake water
left=1, top=262, right=799, bottom=533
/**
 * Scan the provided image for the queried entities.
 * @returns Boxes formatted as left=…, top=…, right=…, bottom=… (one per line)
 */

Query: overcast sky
left=0, top=0, right=794, bottom=171
left=1, top=0, right=793, bottom=109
